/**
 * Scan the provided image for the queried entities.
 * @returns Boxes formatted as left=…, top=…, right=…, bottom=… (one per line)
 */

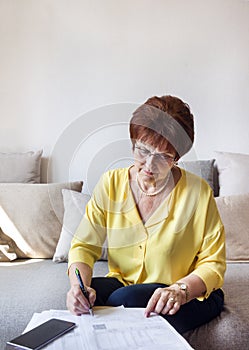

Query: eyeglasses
left=134, top=145, right=176, bottom=164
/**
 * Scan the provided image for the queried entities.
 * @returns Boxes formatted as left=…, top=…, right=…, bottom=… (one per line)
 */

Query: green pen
left=75, top=268, right=94, bottom=316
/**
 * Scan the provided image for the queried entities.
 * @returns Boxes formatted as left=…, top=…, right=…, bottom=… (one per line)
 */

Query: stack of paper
left=24, top=307, right=193, bottom=349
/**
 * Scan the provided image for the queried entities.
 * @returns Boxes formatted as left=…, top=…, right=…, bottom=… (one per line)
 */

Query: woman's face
left=133, top=140, right=176, bottom=183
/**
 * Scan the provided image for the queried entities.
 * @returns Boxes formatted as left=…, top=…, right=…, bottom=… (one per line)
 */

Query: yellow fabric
left=68, top=167, right=226, bottom=299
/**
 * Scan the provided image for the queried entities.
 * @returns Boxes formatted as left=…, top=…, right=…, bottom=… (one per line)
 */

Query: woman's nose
left=145, top=154, right=157, bottom=167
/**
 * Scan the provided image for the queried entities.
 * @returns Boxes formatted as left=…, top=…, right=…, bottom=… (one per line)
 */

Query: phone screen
left=6, top=318, right=76, bottom=350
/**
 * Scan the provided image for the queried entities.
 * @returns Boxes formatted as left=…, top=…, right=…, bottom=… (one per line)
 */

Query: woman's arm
left=67, top=262, right=96, bottom=315
left=67, top=174, right=109, bottom=315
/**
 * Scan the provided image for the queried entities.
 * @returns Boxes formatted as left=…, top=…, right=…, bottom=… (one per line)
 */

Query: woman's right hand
left=66, top=284, right=96, bottom=316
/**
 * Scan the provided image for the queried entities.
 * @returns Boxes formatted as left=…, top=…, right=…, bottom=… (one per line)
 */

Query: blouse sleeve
left=68, top=174, right=108, bottom=270
left=191, top=194, right=226, bottom=299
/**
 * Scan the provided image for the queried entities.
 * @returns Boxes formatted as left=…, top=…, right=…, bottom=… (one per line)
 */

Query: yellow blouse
left=68, top=167, right=226, bottom=299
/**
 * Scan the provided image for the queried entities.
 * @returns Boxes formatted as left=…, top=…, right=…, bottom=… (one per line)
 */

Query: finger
left=144, top=290, right=161, bottom=317
left=74, top=285, right=90, bottom=304
left=70, top=304, right=88, bottom=316
left=161, top=297, right=182, bottom=315
left=67, top=293, right=88, bottom=315
left=87, top=288, right=96, bottom=307
left=168, top=301, right=181, bottom=315
left=71, top=296, right=91, bottom=314
left=153, top=294, right=172, bottom=315
left=69, top=286, right=91, bottom=311
left=74, top=288, right=91, bottom=308
left=160, top=296, right=176, bottom=315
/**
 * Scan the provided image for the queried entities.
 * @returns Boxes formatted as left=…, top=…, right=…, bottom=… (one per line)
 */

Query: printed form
left=24, top=307, right=193, bottom=349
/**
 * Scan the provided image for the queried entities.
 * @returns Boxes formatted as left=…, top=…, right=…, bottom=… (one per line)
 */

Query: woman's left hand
left=144, top=285, right=185, bottom=317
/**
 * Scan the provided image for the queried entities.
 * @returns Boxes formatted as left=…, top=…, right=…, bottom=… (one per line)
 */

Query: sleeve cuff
left=191, top=267, right=224, bottom=299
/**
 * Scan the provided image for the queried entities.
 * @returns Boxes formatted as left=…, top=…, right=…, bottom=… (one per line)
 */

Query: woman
left=67, top=95, right=226, bottom=334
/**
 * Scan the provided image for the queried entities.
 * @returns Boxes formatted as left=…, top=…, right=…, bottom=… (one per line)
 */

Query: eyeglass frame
left=134, top=143, right=176, bottom=164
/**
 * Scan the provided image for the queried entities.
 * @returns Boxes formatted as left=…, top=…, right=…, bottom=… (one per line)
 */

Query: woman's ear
left=174, top=155, right=180, bottom=165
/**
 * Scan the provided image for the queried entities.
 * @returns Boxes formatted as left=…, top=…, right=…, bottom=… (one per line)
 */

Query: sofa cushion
left=53, top=190, right=90, bottom=262
left=0, top=182, right=83, bottom=259
left=0, top=259, right=70, bottom=349
left=0, top=150, right=43, bottom=183
left=178, top=159, right=217, bottom=195
left=53, top=190, right=108, bottom=263
left=215, top=193, right=249, bottom=262
left=0, top=228, right=18, bottom=261
left=183, top=263, right=249, bottom=350
left=184, top=304, right=248, bottom=350
left=215, top=151, right=249, bottom=196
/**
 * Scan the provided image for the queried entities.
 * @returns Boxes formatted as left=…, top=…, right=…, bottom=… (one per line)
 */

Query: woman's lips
left=143, top=169, right=154, bottom=176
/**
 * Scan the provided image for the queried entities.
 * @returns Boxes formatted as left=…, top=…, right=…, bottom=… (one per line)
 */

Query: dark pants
left=91, top=277, right=224, bottom=335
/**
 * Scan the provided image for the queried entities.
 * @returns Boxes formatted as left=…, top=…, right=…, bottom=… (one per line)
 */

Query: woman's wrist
left=172, top=282, right=189, bottom=303
left=173, top=274, right=207, bottom=302
left=69, top=262, right=92, bottom=287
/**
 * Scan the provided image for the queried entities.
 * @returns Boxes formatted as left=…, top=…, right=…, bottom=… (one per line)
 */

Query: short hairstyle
left=129, top=95, right=194, bottom=159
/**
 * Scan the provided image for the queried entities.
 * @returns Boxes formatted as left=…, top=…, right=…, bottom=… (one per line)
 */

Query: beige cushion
left=215, top=194, right=249, bottom=262
left=0, top=182, right=83, bottom=258
left=53, top=190, right=108, bottom=263
left=215, top=151, right=249, bottom=196
left=53, top=190, right=90, bottom=262
left=0, top=228, right=18, bottom=261
left=0, top=150, right=43, bottom=183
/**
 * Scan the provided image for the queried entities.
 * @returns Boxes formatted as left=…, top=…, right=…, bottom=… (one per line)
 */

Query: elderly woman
left=67, top=95, right=226, bottom=334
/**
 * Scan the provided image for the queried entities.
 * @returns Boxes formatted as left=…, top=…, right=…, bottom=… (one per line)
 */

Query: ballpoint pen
left=75, top=268, right=94, bottom=316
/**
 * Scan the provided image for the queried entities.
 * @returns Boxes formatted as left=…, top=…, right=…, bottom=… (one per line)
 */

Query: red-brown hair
left=129, top=95, right=194, bottom=159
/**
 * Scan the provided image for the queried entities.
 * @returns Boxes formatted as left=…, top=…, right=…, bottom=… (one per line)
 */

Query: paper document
left=23, top=307, right=193, bottom=350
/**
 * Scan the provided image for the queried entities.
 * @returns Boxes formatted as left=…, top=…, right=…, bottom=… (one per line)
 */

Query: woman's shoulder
left=178, top=167, right=214, bottom=197
left=94, top=167, right=130, bottom=195
left=102, top=167, right=130, bottom=182
left=94, top=167, right=130, bottom=203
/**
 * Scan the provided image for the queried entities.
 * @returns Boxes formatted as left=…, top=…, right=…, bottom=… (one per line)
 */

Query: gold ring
left=169, top=297, right=175, bottom=302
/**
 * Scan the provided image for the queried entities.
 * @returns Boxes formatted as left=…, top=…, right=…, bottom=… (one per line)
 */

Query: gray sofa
left=1, top=260, right=248, bottom=350
left=1, top=155, right=249, bottom=350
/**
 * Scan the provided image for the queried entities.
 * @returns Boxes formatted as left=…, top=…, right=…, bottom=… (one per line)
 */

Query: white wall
left=0, top=0, right=248, bottom=190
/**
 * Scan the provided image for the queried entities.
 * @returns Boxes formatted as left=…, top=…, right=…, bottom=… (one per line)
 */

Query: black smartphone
left=6, top=318, right=76, bottom=350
